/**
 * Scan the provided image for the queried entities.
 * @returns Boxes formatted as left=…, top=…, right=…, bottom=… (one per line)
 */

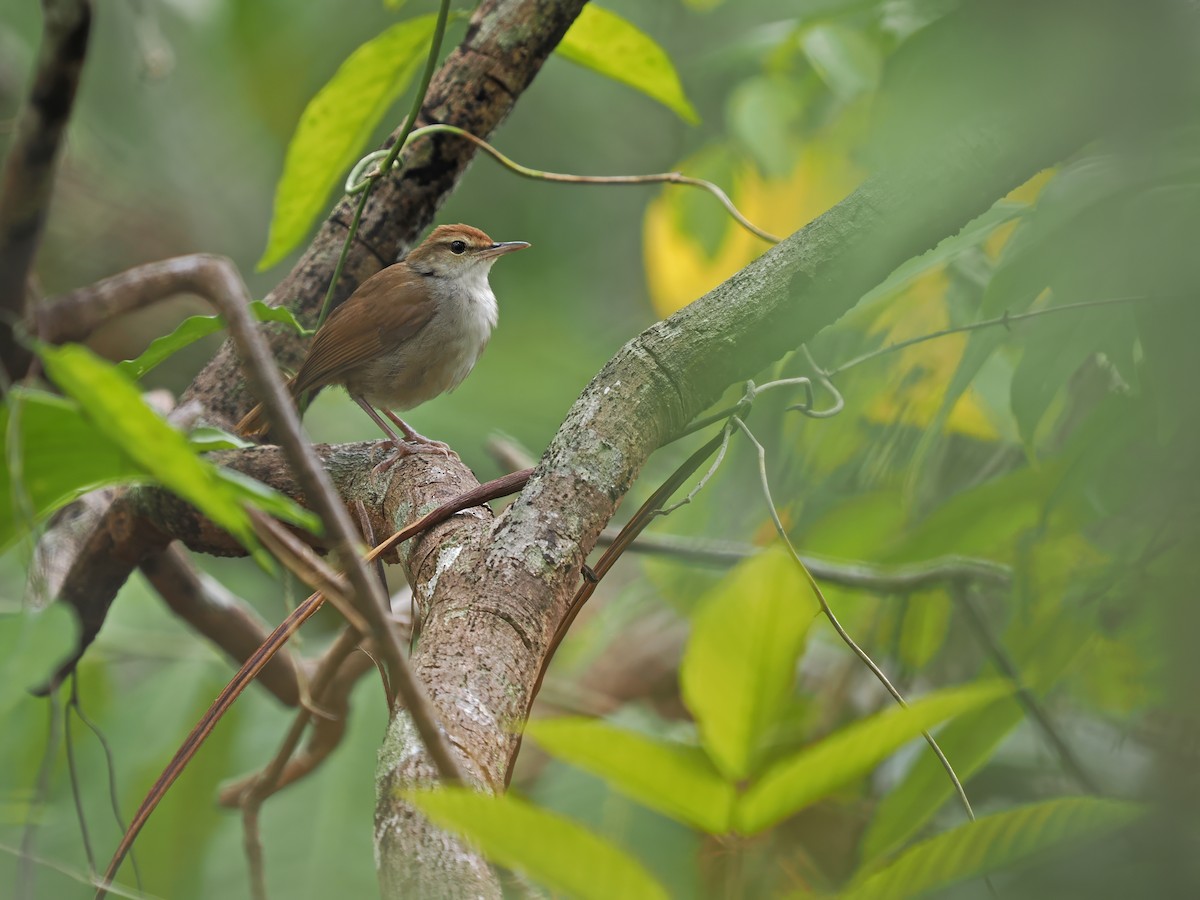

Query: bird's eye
left=449, top=240, right=467, bottom=255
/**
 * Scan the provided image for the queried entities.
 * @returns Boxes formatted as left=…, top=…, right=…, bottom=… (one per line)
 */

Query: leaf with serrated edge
left=843, top=797, right=1142, bottom=900
left=680, top=546, right=817, bottom=781
left=405, top=787, right=669, bottom=900
left=558, top=6, right=699, bottom=124
left=525, top=717, right=734, bottom=833
left=735, top=681, right=1010, bottom=835
left=259, top=15, right=439, bottom=269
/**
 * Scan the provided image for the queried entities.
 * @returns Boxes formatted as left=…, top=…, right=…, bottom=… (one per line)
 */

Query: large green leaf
left=558, top=6, right=699, bottom=125
left=118, top=301, right=310, bottom=380
left=1, top=390, right=141, bottom=547
left=735, top=680, right=1010, bottom=835
left=36, top=344, right=319, bottom=564
left=843, top=797, right=1142, bottom=899
left=405, top=787, right=669, bottom=900
left=679, top=546, right=817, bottom=781
left=525, top=717, right=735, bottom=834
left=259, top=15, right=439, bottom=270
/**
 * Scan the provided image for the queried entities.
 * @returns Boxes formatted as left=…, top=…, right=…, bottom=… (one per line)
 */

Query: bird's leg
left=353, top=398, right=418, bottom=473
left=381, top=408, right=452, bottom=456
left=353, top=398, right=453, bottom=473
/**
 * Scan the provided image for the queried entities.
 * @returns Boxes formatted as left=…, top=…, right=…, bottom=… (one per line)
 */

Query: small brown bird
left=237, top=224, right=529, bottom=467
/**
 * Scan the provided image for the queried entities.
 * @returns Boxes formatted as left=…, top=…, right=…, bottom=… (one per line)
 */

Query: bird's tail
left=236, top=375, right=298, bottom=439
left=235, top=402, right=269, bottom=439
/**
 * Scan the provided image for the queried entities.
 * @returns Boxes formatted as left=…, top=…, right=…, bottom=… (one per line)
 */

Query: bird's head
left=405, top=224, right=530, bottom=280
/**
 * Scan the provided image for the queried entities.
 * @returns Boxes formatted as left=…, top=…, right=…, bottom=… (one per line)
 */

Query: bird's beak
left=479, top=241, right=531, bottom=259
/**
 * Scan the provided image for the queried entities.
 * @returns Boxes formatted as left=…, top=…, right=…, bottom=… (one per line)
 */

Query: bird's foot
left=371, top=437, right=456, bottom=474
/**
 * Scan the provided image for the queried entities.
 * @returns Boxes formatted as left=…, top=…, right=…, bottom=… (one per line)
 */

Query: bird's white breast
left=357, top=269, right=498, bottom=411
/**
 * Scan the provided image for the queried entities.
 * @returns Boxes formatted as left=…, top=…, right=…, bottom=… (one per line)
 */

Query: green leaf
left=680, top=546, right=817, bottom=781
left=259, top=14, right=440, bottom=270
left=525, top=717, right=735, bottom=833
left=728, top=76, right=802, bottom=179
left=187, top=426, right=254, bottom=452
left=735, top=680, right=1010, bottom=835
left=0, top=605, right=79, bottom=715
left=843, top=797, right=1143, bottom=900
left=558, top=6, right=699, bottom=125
left=1, top=390, right=142, bottom=547
left=897, top=590, right=952, bottom=670
left=118, top=301, right=311, bottom=380
left=405, top=787, right=669, bottom=900
left=799, top=23, right=881, bottom=101
left=36, top=344, right=319, bottom=564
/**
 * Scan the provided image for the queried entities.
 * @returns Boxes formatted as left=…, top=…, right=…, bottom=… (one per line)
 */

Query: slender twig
left=18, top=689, right=61, bottom=900
left=825, top=294, right=1158, bottom=378
left=678, top=366, right=843, bottom=440
left=731, top=416, right=977, bottom=827
left=348, top=123, right=782, bottom=245
left=953, top=584, right=1101, bottom=794
left=69, top=679, right=141, bottom=890
left=0, top=842, right=156, bottom=900
left=63, top=685, right=96, bottom=876
left=224, top=626, right=371, bottom=810
left=248, top=509, right=370, bottom=635
left=96, top=468, right=531, bottom=899
left=315, top=0, right=453, bottom=329
left=599, top=529, right=1011, bottom=588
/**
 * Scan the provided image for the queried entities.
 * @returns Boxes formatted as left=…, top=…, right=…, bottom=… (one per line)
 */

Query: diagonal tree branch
left=0, top=0, right=90, bottom=381
left=373, top=2, right=1181, bottom=894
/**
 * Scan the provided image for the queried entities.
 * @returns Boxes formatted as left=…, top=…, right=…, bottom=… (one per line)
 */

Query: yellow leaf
left=862, top=268, right=1000, bottom=439
left=644, top=141, right=861, bottom=317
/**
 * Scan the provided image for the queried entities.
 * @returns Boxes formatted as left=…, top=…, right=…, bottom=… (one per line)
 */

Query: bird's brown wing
left=290, top=265, right=437, bottom=395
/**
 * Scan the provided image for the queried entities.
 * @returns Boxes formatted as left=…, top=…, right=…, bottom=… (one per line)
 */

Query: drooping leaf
left=558, top=6, right=699, bottom=125
left=36, top=344, right=319, bottom=564
left=735, top=680, right=1010, bottom=835
left=525, top=717, right=735, bottom=834
left=799, top=23, right=881, bottom=101
left=405, top=787, right=669, bottom=900
left=1, top=390, right=142, bottom=547
left=844, top=797, right=1142, bottom=900
left=259, top=15, right=440, bottom=269
left=118, top=301, right=311, bottom=380
left=680, top=546, right=817, bottom=781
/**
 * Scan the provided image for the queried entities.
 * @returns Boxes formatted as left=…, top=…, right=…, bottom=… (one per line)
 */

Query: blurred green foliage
left=2, top=0, right=1199, bottom=897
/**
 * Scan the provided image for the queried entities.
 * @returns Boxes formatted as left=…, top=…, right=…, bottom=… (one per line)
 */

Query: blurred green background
left=2, top=0, right=1198, bottom=897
